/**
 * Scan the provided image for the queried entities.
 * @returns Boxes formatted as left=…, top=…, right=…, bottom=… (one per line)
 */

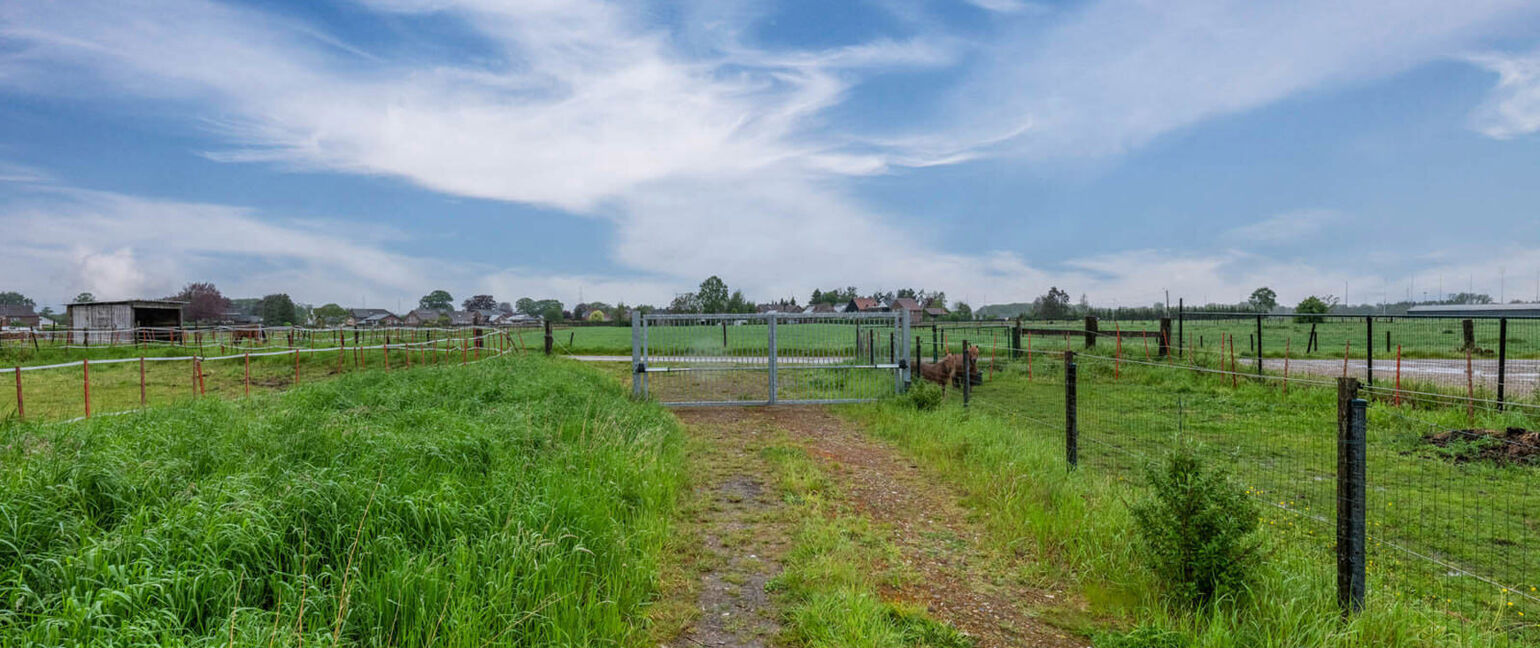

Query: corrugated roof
left=1407, top=303, right=1540, bottom=314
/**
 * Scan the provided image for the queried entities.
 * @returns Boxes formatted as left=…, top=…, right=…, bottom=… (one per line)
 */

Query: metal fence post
left=962, top=339, right=971, bottom=407
left=1365, top=316, right=1374, bottom=386
left=1337, top=378, right=1366, bottom=617
left=767, top=313, right=778, bottom=405
left=1177, top=299, right=1184, bottom=353
left=932, top=326, right=939, bottom=363
left=1255, top=315, right=1264, bottom=375
left=631, top=311, right=643, bottom=400
left=1497, top=318, right=1508, bottom=411
left=1065, top=351, right=1078, bottom=470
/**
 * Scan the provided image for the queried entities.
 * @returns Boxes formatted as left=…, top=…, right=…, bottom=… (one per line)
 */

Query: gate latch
left=897, top=359, right=908, bottom=370
left=634, top=361, right=647, bottom=374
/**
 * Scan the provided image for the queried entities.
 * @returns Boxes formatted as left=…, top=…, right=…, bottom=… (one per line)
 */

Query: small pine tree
left=1131, top=447, right=1261, bottom=606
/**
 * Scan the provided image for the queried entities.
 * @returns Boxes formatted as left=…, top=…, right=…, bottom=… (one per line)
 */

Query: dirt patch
left=681, top=406, right=1086, bottom=648
left=1425, top=428, right=1540, bottom=464
left=661, top=409, right=794, bottom=648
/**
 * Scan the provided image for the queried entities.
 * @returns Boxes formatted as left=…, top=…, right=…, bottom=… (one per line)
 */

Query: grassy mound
left=0, top=355, right=683, bottom=646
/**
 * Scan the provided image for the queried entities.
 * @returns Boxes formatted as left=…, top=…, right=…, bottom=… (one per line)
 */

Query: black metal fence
left=959, top=343, right=1540, bottom=641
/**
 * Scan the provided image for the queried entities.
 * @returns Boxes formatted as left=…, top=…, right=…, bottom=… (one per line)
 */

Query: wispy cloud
left=1222, top=209, right=1342, bottom=246
left=1467, top=48, right=1540, bottom=138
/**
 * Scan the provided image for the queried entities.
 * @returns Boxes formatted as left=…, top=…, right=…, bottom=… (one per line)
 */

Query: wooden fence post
left=544, top=320, right=553, bottom=356
left=245, top=353, right=251, bottom=397
left=140, top=356, right=147, bottom=406
left=1084, top=316, right=1098, bottom=349
left=1159, top=317, right=1172, bottom=357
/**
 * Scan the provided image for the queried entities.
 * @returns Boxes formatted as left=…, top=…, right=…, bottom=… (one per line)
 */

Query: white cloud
left=949, top=0, right=1540, bottom=158
left=963, top=0, right=1050, bottom=15
left=1222, top=209, right=1342, bottom=246
left=3, top=0, right=1539, bottom=311
left=1468, top=48, right=1540, bottom=138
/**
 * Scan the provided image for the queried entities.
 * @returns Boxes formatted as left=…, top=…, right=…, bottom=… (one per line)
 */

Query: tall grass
left=0, top=355, right=684, bottom=646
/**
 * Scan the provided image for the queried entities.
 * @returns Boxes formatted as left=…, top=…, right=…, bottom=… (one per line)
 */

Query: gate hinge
left=634, top=361, right=647, bottom=374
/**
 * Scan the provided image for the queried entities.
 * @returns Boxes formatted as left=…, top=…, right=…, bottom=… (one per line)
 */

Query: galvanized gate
left=632, top=311, right=909, bottom=406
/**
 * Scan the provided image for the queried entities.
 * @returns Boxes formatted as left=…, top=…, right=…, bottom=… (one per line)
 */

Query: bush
left=1131, top=447, right=1260, bottom=606
left=903, top=380, right=943, bottom=411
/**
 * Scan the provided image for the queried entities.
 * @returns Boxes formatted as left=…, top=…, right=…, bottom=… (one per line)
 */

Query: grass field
left=0, top=354, right=685, bottom=645
left=848, top=353, right=1540, bottom=645
left=0, top=327, right=501, bottom=369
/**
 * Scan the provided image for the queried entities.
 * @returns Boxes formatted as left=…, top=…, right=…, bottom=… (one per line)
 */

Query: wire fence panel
left=635, top=312, right=907, bottom=406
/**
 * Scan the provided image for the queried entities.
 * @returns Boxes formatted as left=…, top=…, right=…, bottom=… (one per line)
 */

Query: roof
left=1407, top=303, right=1540, bottom=316
left=448, top=310, right=476, bottom=324
left=924, top=307, right=949, bottom=315
left=68, top=300, right=186, bottom=308
left=890, top=297, right=922, bottom=311
left=850, top=297, right=880, bottom=311
left=0, top=304, right=38, bottom=317
left=349, top=308, right=393, bottom=318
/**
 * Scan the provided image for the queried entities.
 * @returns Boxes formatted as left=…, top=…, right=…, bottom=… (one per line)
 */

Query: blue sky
left=3, top=0, right=1540, bottom=311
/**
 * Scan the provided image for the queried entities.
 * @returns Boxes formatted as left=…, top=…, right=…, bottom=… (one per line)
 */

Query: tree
left=1033, top=287, right=1072, bottom=320
left=170, top=282, right=230, bottom=323
left=698, top=276, right=729, bottom=313
left=669, top=292, right=700, bottom=314
left=0, top=292, right=34, bottom=307
left=950, top=301, right=973, bottom=321
left=419, top=290, right=454, bottom=311
left=515, top=297, right=536, bottom=315
left=726, top=290, right=751, bottom=314
left=1293, top=295, right=1336, bottom=323
left=1247, top=287, right=1278, bottom=313
left=536, top=300, right=564, bottom=322
left=896, top=288, right=917, bottom=299
left=260, top=293, right=298, bottom=326
left=1446, top=292, right=1493, bottom=305
left=314, top=303, right=349, bottom=326
left=497, top=301, right=513, bottom=314
left=74, top=292, right=95, bottom=303
left=462, top=294, right=497, bottom=311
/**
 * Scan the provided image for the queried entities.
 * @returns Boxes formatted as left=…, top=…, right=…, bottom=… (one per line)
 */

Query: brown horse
left=230, top=328, right=266, bottom=344
left=918, top=345, right=979, bottom=394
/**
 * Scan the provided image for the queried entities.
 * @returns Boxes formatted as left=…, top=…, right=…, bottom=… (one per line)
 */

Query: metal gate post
left=1365, top=316, right=1374, bottom=386
left=767, top=313, right=778, bottom=405
left=631, top=311, right=643, bottom=399
left=1337, top=377, right=1367, bottom=617
left=1065, top=351, right=1078, bottom=470
left=898, top=311, right=911, bottom=393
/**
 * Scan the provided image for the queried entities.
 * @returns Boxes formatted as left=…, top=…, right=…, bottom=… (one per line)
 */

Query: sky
left=3, top=0, right=1540, bottom=312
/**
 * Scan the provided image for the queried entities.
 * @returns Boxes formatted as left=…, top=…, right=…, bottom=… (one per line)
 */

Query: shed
left=67, top=299, right=185, bottom=344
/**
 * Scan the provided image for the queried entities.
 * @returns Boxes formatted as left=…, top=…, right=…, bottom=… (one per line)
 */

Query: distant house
left=924, top=306, right=950, bottom=319
left=347, top=308, right=399, bottom=327
left=447, top=310, right=477, bottom=327
left=843, top=297, right=881, bottom=313
left=493, top=312, right=540, bottom=325
left=0, top=304, right=40, bottom=328
left=403, top=309, right=441, bottom=327
left=886, top=297, right=924, bottom=322
left=219, top=311, right=263, bottom=326
left=802, top=303, right=836, bottom=314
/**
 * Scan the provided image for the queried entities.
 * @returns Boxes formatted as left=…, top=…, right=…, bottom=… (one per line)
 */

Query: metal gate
left=632, top=311, right=910, bottom=406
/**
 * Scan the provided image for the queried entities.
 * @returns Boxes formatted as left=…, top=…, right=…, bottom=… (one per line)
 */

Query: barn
left=67, top=299, right=186, bottom=344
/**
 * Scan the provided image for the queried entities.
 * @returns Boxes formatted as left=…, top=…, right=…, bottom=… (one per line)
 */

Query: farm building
left=404, top=309, right=444, bottom=326
left=0, top=304, right=40, bottom=328
left=66, top=300, right=185, bottom=344
left=1406, top=303, right=1540, bottom=318
left=347, top=308, right=401, bottom=327
left=886, top=297, right=924, bottom=322
left=843, top=297, right=881, bottom=312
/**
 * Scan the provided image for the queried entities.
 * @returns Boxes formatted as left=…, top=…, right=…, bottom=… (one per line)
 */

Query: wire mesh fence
left=962, top=341, right=1540, bottom=641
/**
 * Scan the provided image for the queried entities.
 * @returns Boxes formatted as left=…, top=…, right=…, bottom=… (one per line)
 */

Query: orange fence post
left=13, top=366, right=22, bottom=421
left=197, top=358, right=206, bottom=396
left=245, top=353, right=251, bottom=397
left=1394, top=344, right=1402, bottom=406
left=1229, top=337, right=1238, bottom=388
left=294, top=349, right=300, bottom=385
left=1283, top=338, right=1291, bottom=395
left=140, top=356, right=147, bottom=406
left=191, top=357, right=199, bottom=398
left=406, top=343, right=412, bottom=368
left=1342, top=340, right=1351, bottom=378
left=384, top=344, right=391, bottom=371
left=337, top=343, right=344, bottom=373
left=1143, top=334, right=1150, bottom=362
left=82, top=359, right=91, bottom=418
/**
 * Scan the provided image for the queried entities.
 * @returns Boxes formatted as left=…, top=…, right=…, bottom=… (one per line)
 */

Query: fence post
left=1012, top=318, right=1023, bottom=359
left=1159, top=317, right=1172, bottom=357
left=1337, top=378, right=1366, bottom=617
left=1497, top=318, right=1508, bottom=411
left=932, top=326, right=939, bottom=363
left=83, top=359, right=91, bottom=418
left=1177, top=299, right=1184, bottom=353
left=1365, top=316, right=1374, bottom=387
left=1084, top=316, right=1098, bottom=349
left=962, top=339, right=971, bottom=408
left=140, top=356, right=147, bottom=406
left=1461, top=319, right=1475, bottom=353
left=1255, top=315, right=1264, bottom=375
left=544, top=320, right=553, bottom=355
left=767, top=313, right=778, bottom=405
left=13, top=366, right=22, bottom=421
left=898, top=310, right=910, bottom=393
left=631, top=311, right=644, bottom=400
left=1065, top=351, right=1077, bottom=469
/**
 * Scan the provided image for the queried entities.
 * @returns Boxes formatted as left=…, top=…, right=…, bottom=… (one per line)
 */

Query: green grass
left=760, top=444, right=974, bottom=648
left=843, top=354, right=1540, bottom=646
left=0, top=328, right=499, bottom=369
left=0, top=354, right=684, bottom=646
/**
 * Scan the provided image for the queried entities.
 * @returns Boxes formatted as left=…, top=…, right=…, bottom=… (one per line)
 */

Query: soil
left=1425, top=427, right=1540, bottom=464
left=670, top=406, right=1086, bottom=648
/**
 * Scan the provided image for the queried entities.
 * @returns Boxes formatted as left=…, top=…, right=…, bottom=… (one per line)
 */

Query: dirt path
left=668, top=406, right=1086, bottom=648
